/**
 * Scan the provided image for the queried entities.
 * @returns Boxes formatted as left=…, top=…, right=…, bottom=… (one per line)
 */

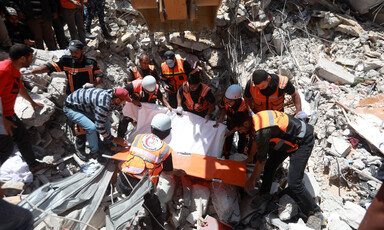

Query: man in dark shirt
left=244, top=70, right=307, bottom=120
left=176, top=71, right=215, bottom=120
left=232, top=110, right=324, bottom=227
left=28, top=40, right=103, bottom=160
left=4, top=7, right=34, bottom=46
left=126, top=53, right=159, bottom=83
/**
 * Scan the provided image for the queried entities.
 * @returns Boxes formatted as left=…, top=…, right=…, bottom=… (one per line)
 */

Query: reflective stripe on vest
left=250, top=75, right=288, bottom=112
left=74, top=124, right=86, bottom=135
left=253, top=110, right=307, bottom=139
left=131, top=65, right=154, bottom=80
left=132, top=79, right=159, bottom=102
left=182, top=82, right=210, bottom=112
left=270, top=138, right=298, bottom=153
left=161, top=59, right=187, bottom=94
left=121, top=133, right=172, bottom=184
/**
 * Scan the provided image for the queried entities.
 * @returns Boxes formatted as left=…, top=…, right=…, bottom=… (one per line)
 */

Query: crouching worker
left=118, top=75, right=172, bottom=138
left=217, top=84, right=248, bottom=158
left=232, top=110, right=325, bottom=228
left=64, top=88, right=129, bottom=162
left=116, top=113, right=184, bottom=230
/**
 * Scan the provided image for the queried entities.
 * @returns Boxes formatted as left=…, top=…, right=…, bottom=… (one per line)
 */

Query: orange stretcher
left=109, top=150, right=247, bottom=187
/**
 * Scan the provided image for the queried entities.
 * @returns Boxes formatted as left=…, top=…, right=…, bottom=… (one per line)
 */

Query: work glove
left=82, top=83, right=94, bottom=89
left=249, top=112, right=255, bottom=116
left=20, top=69, right=32, bottom=75
left=296, top=111, right=308, bottom=121
left=176, top=106, right=183, bottom=115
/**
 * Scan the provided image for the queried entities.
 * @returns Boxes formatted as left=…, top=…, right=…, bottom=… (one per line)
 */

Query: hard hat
left=142, top=75, right=156, bottom=92
left=225, top=84, right=242, bottom=100
left=151, top=113, right=172, bottom=132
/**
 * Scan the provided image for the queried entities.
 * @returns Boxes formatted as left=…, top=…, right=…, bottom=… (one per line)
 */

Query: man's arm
left=290, top=89, right=302, bottom=114
left=19, top=87, right=43, bottom=110
left=161, top=95, right=172, bottom=111
left=176, top=87, right=183, bottom=108
left=245, top=160, right=266, bottom=190
left=30, top=65, right=50, bottom=75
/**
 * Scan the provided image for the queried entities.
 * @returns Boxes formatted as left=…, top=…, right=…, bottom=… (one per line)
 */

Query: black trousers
left=259, top=124, right=321, bottom=216
left=115, top=173, right=164, bottom=230
left=0, top=115, right=38, bottom=167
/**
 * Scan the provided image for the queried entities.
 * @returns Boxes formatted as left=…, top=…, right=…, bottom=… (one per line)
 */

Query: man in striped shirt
left=64, top=88, right=130, bottom=161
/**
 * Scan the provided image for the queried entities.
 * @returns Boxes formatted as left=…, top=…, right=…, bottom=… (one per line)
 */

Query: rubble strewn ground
left=1, top=0, right=384, bottom=229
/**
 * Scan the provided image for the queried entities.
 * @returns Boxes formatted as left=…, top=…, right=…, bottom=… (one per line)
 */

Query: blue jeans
left=64, top=106, right=111, bottom=154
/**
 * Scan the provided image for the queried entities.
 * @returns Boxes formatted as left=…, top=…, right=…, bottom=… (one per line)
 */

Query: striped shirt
left=65, top=88, right=122, bottom=140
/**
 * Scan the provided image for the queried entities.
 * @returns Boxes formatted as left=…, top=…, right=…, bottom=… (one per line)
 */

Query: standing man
left=63, top=88, right=129, bottom=161
left=28, top=40, right=103, bottom=160
left=176, top=71, right=215, bottom=121
left=232, top=110, right=324, bottom=227
left=4, top=7, right=34, bottom=46
left=116, top=113, right=184, bottom=230
left=18, top=0, right=57, bottom=50
left=160, top=50, right=193, bottom=108
left=85, top=0, right=114, bottom=39
left=244, top=70, right=307, bottom=120
left=118, top=75, right=172, bottom=138
left=60, top=0, right=86, bottom=44
left=126, top=53, right=159, bottom=83
left=0, top=44, right=47, bottom=172
left=217, top=84, right=248, bottom=158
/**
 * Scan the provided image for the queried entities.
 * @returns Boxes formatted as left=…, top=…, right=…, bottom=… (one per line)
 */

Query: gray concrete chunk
left=314, top=58, right=356, bottom=84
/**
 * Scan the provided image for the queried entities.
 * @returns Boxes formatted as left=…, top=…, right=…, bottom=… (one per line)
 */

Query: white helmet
left=142, top=75, right=157, bottom=92
left=151, top=113, right=172, bottom=131
left=225, top=84, right=242, bottom=100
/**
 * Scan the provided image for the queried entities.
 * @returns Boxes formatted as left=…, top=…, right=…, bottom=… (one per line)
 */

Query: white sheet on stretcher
left=122, top=103, right=227, bottom=158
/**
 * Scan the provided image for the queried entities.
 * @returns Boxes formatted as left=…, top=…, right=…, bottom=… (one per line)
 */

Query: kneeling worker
left=176, top=70, right=215, bottom=122
left=232, top=110, right=324, bottom=228
left=116, top=113, right=184, bottom=229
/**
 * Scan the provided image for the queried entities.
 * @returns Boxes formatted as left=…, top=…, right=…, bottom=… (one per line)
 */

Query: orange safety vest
left=250, top=75, right=289, bottom=112
left=222, top=97, right=247, bottom=120
left=131, top=65, right=155, bottom=80
left=270, top=138, right=298, bottom=153
left=74, top=124, right=86, bottom=136
left=252, top=110, right=307, bottom=139
left=121, top=133, right=172, bottom=185
left=161, top=59, right=187, bottom=94
left=182, top=82, right=211, bottom=113
left=132, top=79, right=159, bottom=102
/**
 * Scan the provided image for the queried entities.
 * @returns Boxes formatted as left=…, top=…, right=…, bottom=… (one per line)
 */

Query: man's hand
left=245, top=156, right=253, bottom=164
left=112, top=137, right=128, bottom=146
left=3, top=118, right=16, bottom=136
left=132, top=100, right=142, bottom=107
left=82, top=83, right=94, bottom=89
left=20, top=69, right=32, bottom=75
left=167, top=106, right=173, bottom=112
left=204, top=115, right=209, bottom=123
left=31, top=101, right=44, bottom=111
left=164, top=85, right=171, bottom=93
left=176, top=106, right=183, bottom=115
left=245, top=177, right=256, bottom=190
left=72, top=0, right=82, bottom=7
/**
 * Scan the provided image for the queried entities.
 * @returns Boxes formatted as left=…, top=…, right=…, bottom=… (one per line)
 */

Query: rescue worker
left=85, top=0, right=114, bottom=39
left=232, top=110, right=324, bottom=227
left=160, top=50, right=193, bottom=108
left=26, top=40, right=103, bottom=161
left=176, top=71, right=215, bottom=121
left=217, top=84, right=248, bottom=158
left=63, top=88, right=129, bottom=162
left=0, top=44, right=48, bottom=172
left=115, top=113, right=185, bottom=230
left=117, top=75, right=173, bottom=138
left=126, top=53, right=160, bottom=83
left=244, top=70, right=307, bottom=120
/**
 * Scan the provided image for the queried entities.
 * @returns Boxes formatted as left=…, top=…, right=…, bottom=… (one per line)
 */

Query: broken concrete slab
left=339, top=201, right=366, bottom=229
left=170, top=32, right=213, bottom=51
left=331, top=137, right=351, bottom=158
left=314, top=58, right=356, bottom=84
left=303, top=172, right=321, bottom=198
left=278, top=194, right=299, bottom=221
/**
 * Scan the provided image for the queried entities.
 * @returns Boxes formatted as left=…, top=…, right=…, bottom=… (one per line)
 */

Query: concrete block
left=339, top=201, right=366, bottom=229
left=331, top=137, right=351, bottom=157
left=315, top=58, right=356, bottom=84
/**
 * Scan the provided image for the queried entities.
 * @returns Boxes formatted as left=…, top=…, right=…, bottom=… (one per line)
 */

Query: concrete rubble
left=1, top=0, right=384, bottom=229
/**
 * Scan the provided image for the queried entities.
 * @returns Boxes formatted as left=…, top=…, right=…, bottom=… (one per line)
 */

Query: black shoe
left=102, top=27, right=115, bottom=39
left=75, top=150, right=88, bottom=161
